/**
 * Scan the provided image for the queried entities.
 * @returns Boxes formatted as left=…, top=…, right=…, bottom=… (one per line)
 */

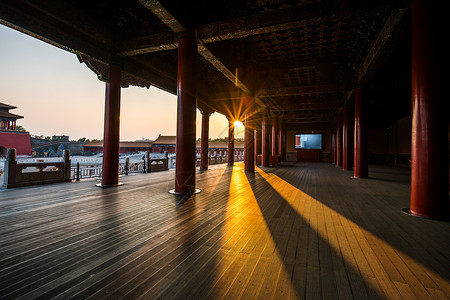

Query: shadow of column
left=245, top=170, right=385, bottom=299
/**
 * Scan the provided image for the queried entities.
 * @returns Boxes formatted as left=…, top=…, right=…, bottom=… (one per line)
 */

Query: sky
left=0, top=24, right=244, bottom=141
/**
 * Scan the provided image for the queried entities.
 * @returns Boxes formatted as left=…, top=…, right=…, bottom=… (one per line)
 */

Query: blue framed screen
left=294, top=134, right=322, bottom=149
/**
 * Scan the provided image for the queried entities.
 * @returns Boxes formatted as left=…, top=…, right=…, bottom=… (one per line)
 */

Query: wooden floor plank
left=0, top=162, right=449, bottom=299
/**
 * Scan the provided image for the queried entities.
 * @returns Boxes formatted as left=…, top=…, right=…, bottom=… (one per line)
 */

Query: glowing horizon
left=0, top=25, right=242, bottom=142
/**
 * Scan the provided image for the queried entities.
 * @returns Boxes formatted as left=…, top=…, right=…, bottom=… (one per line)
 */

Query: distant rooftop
left=0, top=102, right=23, bottom=120
left=83, top=141, right=154, bottom=148
left=152, top=135, right=176, bottom=145
left=196, top=141, right=244, bottom=149
left=0, top=102, right=17, bottom=110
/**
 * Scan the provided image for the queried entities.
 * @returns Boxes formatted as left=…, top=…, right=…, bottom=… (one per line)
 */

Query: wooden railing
left=71, top=164, right=102, bottom=180
left=2, top=149, right=244, bottom=187
left=2, top=148, right=71, bottom=188
left=195, top=153, right=244, bottom=167
left=70, top=152, right=170, bottom=181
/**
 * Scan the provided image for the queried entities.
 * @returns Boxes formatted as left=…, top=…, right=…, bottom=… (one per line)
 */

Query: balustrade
left=1, top=149, right=244, bottom=188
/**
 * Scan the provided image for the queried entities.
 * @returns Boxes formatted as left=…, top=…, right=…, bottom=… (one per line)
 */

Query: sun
left=234, top=120, right=244, bottom=128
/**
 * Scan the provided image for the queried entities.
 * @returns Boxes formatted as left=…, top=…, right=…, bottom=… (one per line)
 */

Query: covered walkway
left=1, top=162, right=449, bottom=299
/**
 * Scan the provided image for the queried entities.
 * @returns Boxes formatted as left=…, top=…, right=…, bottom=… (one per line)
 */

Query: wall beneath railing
left=2, top=148, right=71, bottom=188
left=1, top=151, right=243, bottom=188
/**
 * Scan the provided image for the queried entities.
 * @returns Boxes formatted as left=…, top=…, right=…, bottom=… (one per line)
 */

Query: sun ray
left=255, top=166, right=450, bottom=298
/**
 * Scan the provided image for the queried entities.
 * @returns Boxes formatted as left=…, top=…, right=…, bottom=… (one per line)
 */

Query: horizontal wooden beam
left=118, top=4, right=370, bottom=57
left=0, top=0, right=113, bottom=63
left=285, top=121, right=333, bottom=130
left=356, top=6, right=410, bottom=85
left=139, top=0, right=186, bottom=32
left=259, top=85, right=339, bottom=97
left=280, top=112, right=333, bottom=118
left=198, top=43, right=250, bottom=94
left=138, top=1, right=260, bottom=108
left=279, top=104, right=337, bottom=111
left=117, top=32, right=178, bottom=56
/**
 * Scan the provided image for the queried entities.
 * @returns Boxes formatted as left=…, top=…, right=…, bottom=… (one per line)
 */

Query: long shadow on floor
left=247, top=170, right=385, bottom=299
left=142, top=166, right=235, bottom=299
left=259, top=162, right=450, bottom=286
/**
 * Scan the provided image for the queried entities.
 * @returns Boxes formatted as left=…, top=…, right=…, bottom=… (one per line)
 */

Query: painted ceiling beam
left=117, top=5, right=370, bottom=57
left=340, top=5, right=410, bottom=107
left=139, top=0, right=187, bottom=33
left=356, top=7, right=410, bottom=85
left=0, top=0, right=113, bottom=63
left=138, top=0, right=264, bottom=112
left=260, top=85, right=339, bottom=98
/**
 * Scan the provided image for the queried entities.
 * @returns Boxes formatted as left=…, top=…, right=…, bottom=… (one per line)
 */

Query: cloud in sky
left=0, top=25, right=237, bottom=141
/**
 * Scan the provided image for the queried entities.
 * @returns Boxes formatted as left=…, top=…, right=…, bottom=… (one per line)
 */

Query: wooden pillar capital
left=198, top=106, right=213, bottom=116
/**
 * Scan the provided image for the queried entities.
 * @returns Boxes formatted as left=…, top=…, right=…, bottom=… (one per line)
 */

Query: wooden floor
left=0, top=162, right=449, bottom=299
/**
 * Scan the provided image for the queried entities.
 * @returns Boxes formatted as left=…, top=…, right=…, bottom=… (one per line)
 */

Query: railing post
left=63, top=150, right=72, bottom=182
left=145, top=151, right=150, bottom=173
left=3, top=148, right=17, bottom=188
left=164, top=151, right=169, bottom=170
left=76, top=162, right=80, bottom=181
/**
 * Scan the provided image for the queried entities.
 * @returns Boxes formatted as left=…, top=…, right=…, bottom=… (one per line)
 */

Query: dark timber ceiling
left=0, top=0, right=412, bottom=130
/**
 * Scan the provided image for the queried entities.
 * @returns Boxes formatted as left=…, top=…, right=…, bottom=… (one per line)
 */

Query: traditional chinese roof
left=0, top=102, right=17, bottom=110
left=152, top=135, right=176, bottom=145
left=196, top=141, right=244, bottom=149
left=0, top=102, right=23, bottom=120
left=0, top=0, right=413, bottom=130
left=84, top=141, right=153, bottom=148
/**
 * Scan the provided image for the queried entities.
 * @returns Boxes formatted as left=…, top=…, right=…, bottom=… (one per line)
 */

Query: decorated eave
left=0, top=0, right=412, bottom=129
left=0, top=111, right=24, bottom=121
left=152, top=135, right=177, bottom=145
left=0, top=102, right=18, bottom=110
left=83, top=141, right=153, bottom=148
left=0, top=102, right=23, bottom=120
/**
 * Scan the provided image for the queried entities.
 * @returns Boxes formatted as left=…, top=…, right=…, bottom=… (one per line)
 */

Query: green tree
left=211, top=137, right=228, bottom=143
left=77, top=137, right=90, bottom=143
left=16, top=125, right=27, bottom=132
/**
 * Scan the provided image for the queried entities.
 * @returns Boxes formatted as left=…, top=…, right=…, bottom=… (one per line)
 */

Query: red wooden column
left=254, top=122, right=262, bottom=165
left=354, top=88, right=368, bottom=178
left=262, top=111, right=270, bottom=167
left=200, top=108, right=211, bottom=171
left=410, top=0, right=448, bottom=218
left=272, top=116, right=278, bottom=156
left=342, top=105, right=352, bottom=171
left=244, top=96, right=255, bottom=173
left=336, top=111, right=343, bottom=167
left=227, top=119, right=234, bottom=166
left=172, top=34, right=199, bottom=194
left=332, top=121, right=337, bottom=164
left=278, top=120, right=284, bottom=162
left=99, top=64, right=122, bottom=187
